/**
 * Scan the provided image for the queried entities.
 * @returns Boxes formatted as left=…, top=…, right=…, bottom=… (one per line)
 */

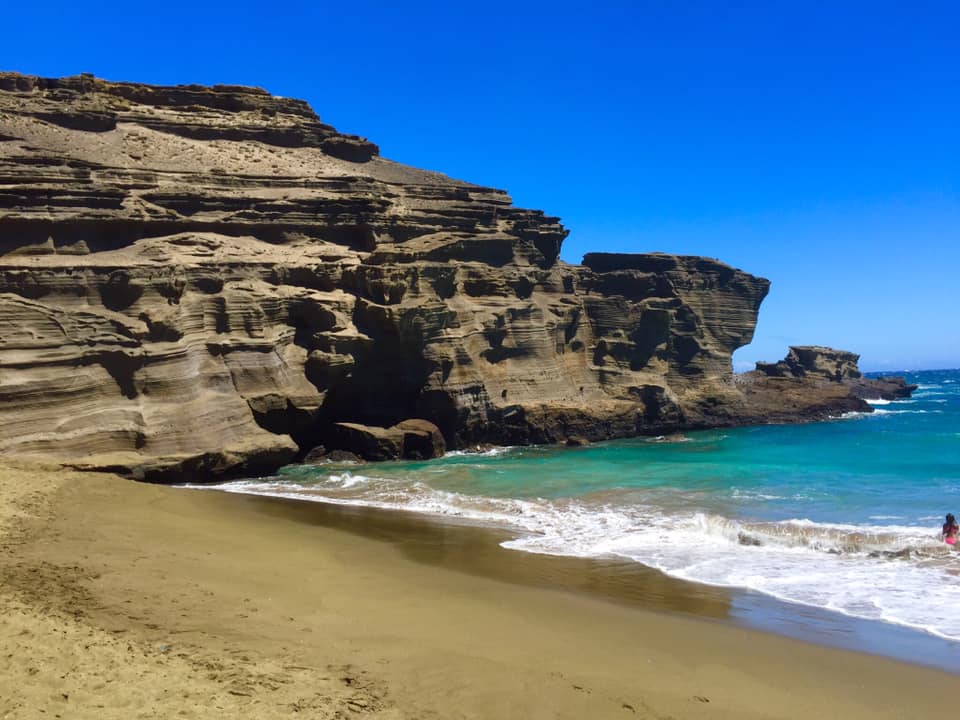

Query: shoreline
left=212, top=487, right=960, bottom=671
left=3, top=464, right=958, bottom=718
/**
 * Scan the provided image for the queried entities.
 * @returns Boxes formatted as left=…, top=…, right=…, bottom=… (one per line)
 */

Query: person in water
left=943, top=514, right=959, bottom=545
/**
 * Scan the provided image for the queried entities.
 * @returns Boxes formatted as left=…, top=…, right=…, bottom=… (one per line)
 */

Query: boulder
left=395, top=419, right=447, bottom=459
left=331, top=423, right=402, bottom=462
left=303, top=446, right=363, bottom=464
left=327, top=419, right=446, bottom=461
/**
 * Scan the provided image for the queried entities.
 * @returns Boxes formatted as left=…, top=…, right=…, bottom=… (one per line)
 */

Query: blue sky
left=3, top=1, right=957, bottom=370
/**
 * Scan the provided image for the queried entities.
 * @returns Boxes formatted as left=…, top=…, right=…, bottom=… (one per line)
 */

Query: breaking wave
left=197, top=474, right=960, bottom=642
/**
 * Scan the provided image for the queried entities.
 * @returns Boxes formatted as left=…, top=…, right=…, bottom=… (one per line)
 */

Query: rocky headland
left=0, top=73, right=913, bottom=480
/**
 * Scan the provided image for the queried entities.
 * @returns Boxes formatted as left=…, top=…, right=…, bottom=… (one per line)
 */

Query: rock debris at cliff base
left=0, top=72, right=911, bottom=479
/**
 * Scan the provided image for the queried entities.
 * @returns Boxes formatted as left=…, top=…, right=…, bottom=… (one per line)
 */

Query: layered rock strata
left=0, top=73, right=909, bottom=478
left=734, top=346, right=916, bottom=424
left=750, top=346, right=916, bottom=404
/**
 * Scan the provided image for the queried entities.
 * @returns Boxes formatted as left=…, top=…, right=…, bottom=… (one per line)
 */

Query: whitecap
left=328, top=472, right=369, bottom=488
left=837, top=411, right=871, bottom=420
left=444, top=446, right=516, bottom=458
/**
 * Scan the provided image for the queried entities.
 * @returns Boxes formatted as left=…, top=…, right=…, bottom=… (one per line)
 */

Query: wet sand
left=232, top=490, right=960, bottom=670
left=2, top=463, right=957, bottom=719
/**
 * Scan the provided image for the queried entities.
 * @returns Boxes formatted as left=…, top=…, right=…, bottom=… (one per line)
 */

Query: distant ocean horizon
left=202, top=369, right=960, bottom=645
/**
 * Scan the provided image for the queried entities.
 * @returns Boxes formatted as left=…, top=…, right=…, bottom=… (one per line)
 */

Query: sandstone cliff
left=0, top=73, right=907, bottom=479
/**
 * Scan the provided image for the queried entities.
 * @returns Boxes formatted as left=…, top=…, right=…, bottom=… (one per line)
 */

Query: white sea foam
left=866, top=398, right=892, bottom=405
left=504, top=510, right=960, bottom=641
left=837, top=411, right=871, bottom=420
left=444, top=446, right=516, bottom=458
left=914, top=390, right=950, bottom=398
left=862, top=408, right=942, bottom=417
left=730, top=489, right=784, bottom=501
left=196, top=476, right=960, bottom=642
left=327, top=472, right=369, bottom=488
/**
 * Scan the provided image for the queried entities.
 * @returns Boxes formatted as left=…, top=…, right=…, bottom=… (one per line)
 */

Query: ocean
left=207, top=369, right=960, bottom=644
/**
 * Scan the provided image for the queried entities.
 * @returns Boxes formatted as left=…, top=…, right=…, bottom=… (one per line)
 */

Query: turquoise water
left=213, top=369, right=960, bottom=642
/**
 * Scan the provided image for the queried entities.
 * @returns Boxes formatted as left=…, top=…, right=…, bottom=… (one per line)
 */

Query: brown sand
left=1, top=463, right=955, bottom=719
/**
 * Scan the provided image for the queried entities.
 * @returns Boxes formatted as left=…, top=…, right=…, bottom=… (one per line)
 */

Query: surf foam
left=196, top=475, right=960, bottom=642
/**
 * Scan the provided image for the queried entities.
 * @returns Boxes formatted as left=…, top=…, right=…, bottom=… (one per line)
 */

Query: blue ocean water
left=211, top=369, right=960, bottom=641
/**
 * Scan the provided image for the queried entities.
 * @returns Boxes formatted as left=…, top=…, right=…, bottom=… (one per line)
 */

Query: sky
left=2, top=1, right=957, bottom=371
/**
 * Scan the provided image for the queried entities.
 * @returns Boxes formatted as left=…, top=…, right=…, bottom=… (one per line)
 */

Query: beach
left=1, top=462, right=956, bottom=719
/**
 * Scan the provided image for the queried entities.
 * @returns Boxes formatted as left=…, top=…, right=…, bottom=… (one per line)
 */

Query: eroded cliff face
left=0, top=73, right=871, bottom=480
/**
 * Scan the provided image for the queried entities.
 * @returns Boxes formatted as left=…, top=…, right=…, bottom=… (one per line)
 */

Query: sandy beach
left=1, top=463, right=956, bottom=719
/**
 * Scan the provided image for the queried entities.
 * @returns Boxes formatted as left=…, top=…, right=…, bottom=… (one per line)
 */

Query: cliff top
left=0, top=71, right=568, bottom=265
left=0, top=71, right=318, bottom=118
left=0, top=70, right=518, bottom=193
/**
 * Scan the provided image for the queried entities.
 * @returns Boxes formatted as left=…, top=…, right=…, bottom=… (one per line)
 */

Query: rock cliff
left=0, top=73, right=909, bottom=479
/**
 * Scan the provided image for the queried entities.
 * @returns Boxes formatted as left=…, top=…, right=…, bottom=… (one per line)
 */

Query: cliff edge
left=0, top=73, right=909, bottom=479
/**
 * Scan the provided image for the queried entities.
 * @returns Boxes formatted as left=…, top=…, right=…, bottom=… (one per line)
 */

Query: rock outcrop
left=755, top=346, right=863, bottom=382
left=736, top=346, right=916, bottom=423
left=850, top=375, right=917, bottom=401
left=0, top=73, right=911, bottom=479
left=317, top=419, right=446, bottom=462
left=753, top=346, right=916, bottom=402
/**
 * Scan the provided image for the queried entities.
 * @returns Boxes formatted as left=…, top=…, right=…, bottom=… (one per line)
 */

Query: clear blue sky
left=3, top=1, right=957, bottom=371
